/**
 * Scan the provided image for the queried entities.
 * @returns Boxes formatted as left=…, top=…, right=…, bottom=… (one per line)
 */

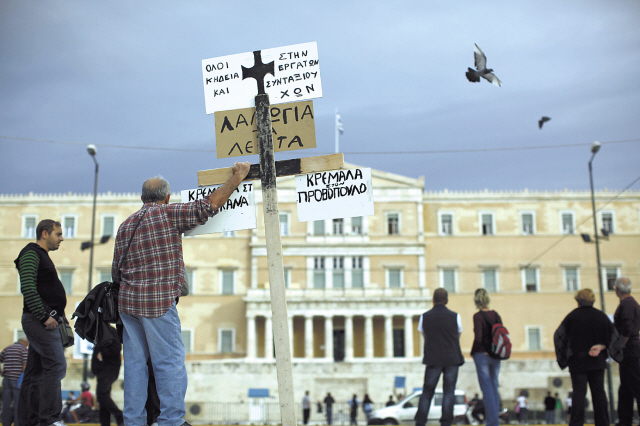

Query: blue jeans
left=121, top=302, right=187, bottom=426
left=472, top=353, right=501, bottom=426
left=18, top=313, right=67, bottom=426
left=2, top=377, right=20, bottom=426
left=415, top=365, right=458, bottom=426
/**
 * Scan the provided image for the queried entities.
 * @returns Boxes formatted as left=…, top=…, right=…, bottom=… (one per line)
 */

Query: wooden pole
left=255, top=93, right=296, bottom=426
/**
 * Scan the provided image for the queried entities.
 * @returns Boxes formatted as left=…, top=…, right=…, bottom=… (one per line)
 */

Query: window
left=561, top=211, right=575, bottom=235
left=61, top=215, right=77, bottom=238
left=313, top=257, right=325, bottom=288
left=351, top=217, right=363, bottom=235
left=482, top=268, right=498, bottom=293
left=351, top=257, right=364, bottom=288
left=279, top=213, right=289, bottom=236
left=14, top=329, right=27, bottom=342
left=59, top=270, right=73, bottom=295
left=439, top=213, right=453, bottom=236
left=185, top=268, right=195, bottom=295
left=219, top=329, right=235, bottom=353
left=441, top=268, right=456, bottom=293
left=605, top=267, right=619, bottom=291
left=527, top=327, right=542, bottom=351
left=332, top=218, right=344, bottom=235
left=220, top=269, right=235, bottom=295
left=222, top=230, right=235, bottom=237
left=101, top=214, right=117, bottom=238
left=523, top=267, right=538, bottom=292
left=284, top=267, right=291, bottom=289
left=601, top=211, right=615, bottom=234
left=22, top=215, right=37, bottom=239
left=313, top=220, right=325, bottom=235
left=564, top=267, right=579, bottom=292
left=181, top=329, right=193, bottom=354
left=387, top=213, right=400, bottom=235
left=99, top=270, right=112, bottom=283
left=387, top=268, right=402, bottom=288
left=480, top=212, right=494, bottom=235
left=332, top=257, right=345, bottom=288
left=520, top=212, right=535, bottom=235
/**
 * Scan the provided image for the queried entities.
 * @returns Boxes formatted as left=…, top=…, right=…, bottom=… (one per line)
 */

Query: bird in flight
left=538, top=116, right=551, bottom=129
left=466, top=43, right=502, bottom=87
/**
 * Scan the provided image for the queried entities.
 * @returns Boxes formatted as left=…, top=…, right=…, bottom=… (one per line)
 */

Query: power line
left=1, top=134, right=639, bottom=155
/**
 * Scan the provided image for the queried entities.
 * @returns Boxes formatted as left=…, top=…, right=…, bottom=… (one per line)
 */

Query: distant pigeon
left=466, top=44, right=502, bottom=87
left=538, top=116, right=551, bottom=129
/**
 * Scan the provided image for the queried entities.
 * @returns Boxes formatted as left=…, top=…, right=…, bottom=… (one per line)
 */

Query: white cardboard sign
left=295, top=168, right=374, bottom=222
left=180, top=182, right=257, bottom=235
left=202, top=41, right=322, bottom=114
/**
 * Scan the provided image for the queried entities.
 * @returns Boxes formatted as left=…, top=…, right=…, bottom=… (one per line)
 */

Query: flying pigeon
left=466, top=43, right=502, bottom=87
left=538, top=116, right=551, bottom=129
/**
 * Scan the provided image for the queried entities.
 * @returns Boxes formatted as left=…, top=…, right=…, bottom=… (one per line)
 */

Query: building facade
left=1, top=168, right=639, bottom=408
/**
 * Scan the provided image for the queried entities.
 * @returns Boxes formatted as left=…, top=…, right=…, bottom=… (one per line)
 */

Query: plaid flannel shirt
left=113, top=200, right=216, bottom=318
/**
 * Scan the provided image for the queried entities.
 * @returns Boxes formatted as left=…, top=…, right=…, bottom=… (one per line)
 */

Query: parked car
left=367, top=390, right=467, bottom=425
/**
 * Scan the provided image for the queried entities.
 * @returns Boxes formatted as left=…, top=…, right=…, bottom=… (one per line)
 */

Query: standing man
left=114, top=162, right=250, bottom=426
left=302, top=391, right=311, bottom=425
left=91, top=325, right=124, bottom=426
left=14, top=219, right=67, bottom=426
left=323, top=392, right=335, bottom=425
left=415, top=288, right=464, bottom=426
left=544, top=391, right=556, bottom=424
left=613, top=277, right=640, bottom=426
left=1, top=337, right=28, bottom=426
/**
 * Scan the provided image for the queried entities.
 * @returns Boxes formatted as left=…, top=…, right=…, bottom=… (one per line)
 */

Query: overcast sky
left=1, top=1, right=639, bottom=196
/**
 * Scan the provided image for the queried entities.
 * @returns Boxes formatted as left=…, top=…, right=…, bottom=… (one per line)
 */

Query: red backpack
left=480, top=311, right=511, bottom=360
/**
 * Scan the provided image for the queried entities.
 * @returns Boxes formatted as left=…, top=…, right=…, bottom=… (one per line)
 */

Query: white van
left=367, top=390, right=467, bottom=425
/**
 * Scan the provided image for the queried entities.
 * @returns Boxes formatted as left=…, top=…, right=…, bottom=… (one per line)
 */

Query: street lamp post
left=83, top=144, right=99, bottom=382
left=588, top=141, right=615, bottom=420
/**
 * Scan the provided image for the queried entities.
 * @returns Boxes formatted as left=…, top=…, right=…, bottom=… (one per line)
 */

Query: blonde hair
left=474, top=288, right=491, bottom=309
left=575, top=288, right=595, bottom=307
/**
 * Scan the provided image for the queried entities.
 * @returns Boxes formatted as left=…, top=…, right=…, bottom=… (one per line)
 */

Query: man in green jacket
left=14, top=219, right=67, bottom=426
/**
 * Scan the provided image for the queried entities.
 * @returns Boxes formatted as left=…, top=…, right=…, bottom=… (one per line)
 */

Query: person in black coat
left=554, top=288, right=613, bottom=426
left=91, top=325, right=124, bottom=426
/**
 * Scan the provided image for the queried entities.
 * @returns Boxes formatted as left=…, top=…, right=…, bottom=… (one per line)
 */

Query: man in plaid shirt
left=113, top=161, right=250, bottom=426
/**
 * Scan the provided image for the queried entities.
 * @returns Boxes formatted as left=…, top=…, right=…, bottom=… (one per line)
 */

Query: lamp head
left=591, top=141, right=601, bottom=154
left=87, top=144, right=97, bottom=156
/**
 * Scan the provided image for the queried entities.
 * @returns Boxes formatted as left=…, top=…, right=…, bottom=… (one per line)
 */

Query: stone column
left=305, top=315, right=314, bottom=358
left=265, top=315, right=274, bottom=360
left=345, top=315, right=354, bottom=361
left=325, top=316, right=334, bottom=360
left=364, top=315, right=374, bottom=358
left=385, top=314, right=394, bottom=358
left=404, top=315, right=414, bottom=358
left=246, top=314, right=256, bottom=359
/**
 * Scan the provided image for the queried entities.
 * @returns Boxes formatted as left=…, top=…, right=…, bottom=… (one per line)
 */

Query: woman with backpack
left=471, top=288, right=504, bottom=426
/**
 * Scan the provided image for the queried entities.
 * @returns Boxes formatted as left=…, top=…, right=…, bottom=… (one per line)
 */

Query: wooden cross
left=200, top=50, right=342, bottom=426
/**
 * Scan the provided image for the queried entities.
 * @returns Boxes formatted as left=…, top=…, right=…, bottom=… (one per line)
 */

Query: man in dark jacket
left=91, top=325, right=124, bottom=426
left=554, top=289, right=613, bottom=426
left=415, top=288, right=464, bottom=426
left=613, top=277, right=640, bottom=426
left=14, top=219, right=67, bottom=426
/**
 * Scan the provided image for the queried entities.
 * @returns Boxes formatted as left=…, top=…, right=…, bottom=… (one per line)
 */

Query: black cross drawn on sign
left=242, top=50, right=275, bottom=95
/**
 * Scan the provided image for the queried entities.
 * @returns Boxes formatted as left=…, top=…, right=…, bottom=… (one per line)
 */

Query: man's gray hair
left=141, top=176, right=171, bottom=203
left=614, top=277, right=632, bottom=294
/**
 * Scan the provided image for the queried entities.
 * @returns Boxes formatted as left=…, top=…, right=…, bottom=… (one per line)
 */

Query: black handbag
left=58, top=315, right=75, bottom=348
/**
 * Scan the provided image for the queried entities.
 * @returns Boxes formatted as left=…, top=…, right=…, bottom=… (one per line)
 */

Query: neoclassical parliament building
left=1, top=165, right=639, bottom=409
